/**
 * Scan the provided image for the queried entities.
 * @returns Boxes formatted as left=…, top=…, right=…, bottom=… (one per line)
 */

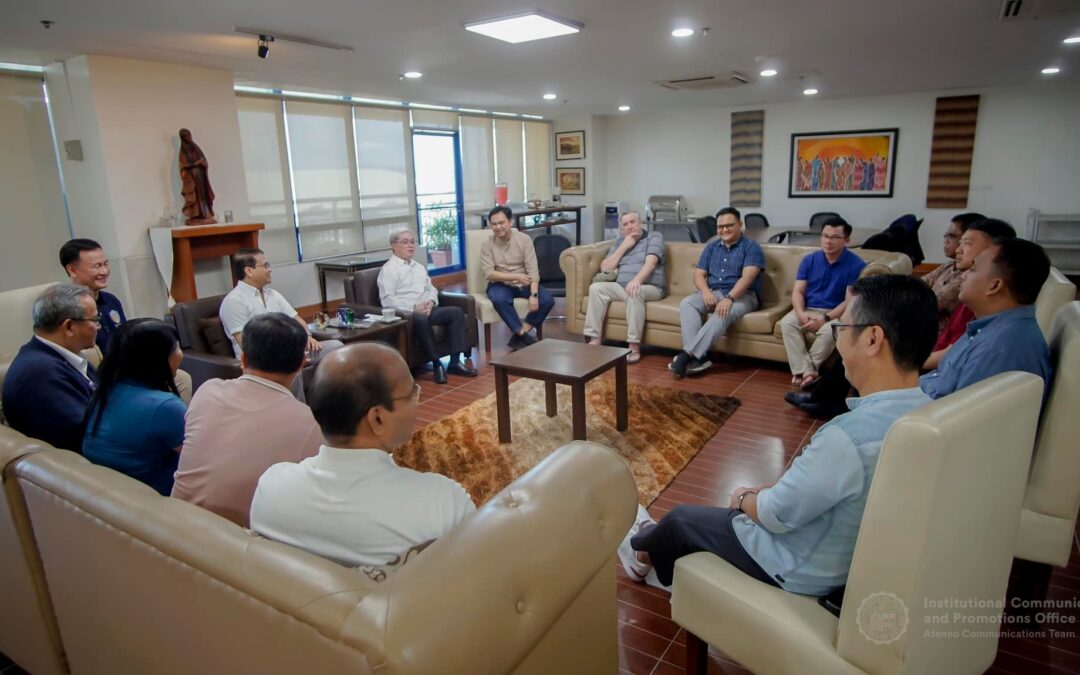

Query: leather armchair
left=342, top=268, right=478, bottom=368
left=169, top=294, right=242, bottom=391
left=671, top=372, right=1044, bottom=675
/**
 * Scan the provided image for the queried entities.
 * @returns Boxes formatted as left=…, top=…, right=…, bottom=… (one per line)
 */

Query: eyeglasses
left=717, top=223, right=739, bottom=231
left=831, top=322, right=873, bottom=341
left=250, top=262, right=271, bottom=270
left=73, top=315, right=102, bottom=327
left=393, top=382, right=422, bottom=404
left=394, top=239, right=417, bottom=246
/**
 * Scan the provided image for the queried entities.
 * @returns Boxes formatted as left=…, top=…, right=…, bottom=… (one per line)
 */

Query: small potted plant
left=425, top=212, right=458, bottom=267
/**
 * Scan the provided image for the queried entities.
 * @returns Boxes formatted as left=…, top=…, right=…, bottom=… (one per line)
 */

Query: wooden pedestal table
left=310, top=318, right=409, bottom=362
left=490, top=339, right=629, bottom=443
left=170, top=223, right=264, bottom=302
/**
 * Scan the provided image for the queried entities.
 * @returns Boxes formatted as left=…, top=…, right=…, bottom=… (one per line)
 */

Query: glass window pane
left=413, top=134, right=456, bottom=195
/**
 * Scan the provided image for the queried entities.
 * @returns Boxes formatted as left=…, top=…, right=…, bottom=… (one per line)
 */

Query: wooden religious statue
left=178, top=128, right=217, bottom=225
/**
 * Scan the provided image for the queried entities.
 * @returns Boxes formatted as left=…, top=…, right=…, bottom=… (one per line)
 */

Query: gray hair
left=620, top=211, right=642, bottom=223
left=389, top=227, right=416, bottom=245
left=32, top=283, right=92, bottom=331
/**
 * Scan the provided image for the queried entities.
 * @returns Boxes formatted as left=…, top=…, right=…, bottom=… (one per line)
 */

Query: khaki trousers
left=583, top=282, right=663, bottom=344
left=779, top=308, right=837, bottom=375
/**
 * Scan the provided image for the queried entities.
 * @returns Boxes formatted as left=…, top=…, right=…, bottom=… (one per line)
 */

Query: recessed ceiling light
left=1042, top=67, right=1061, bottom=74
left=760, top=69, right=778, bottom=77
left=671, top=28, right=694, bottom=38
left=543, top=93, right=557, bottom=100
left=1064, top=36, right=1080, bottom=44
left=403, top=71, right=423, bottom=79
left=465, top=12, right=582, bottom=44
left=618, top=105, right=630, bottom=112
left=803, top=88, right=819, bottom=96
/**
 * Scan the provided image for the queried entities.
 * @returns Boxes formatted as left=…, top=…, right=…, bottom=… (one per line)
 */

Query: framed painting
left=555, top=130, right=586, bottom=160
left=556, top=167, right=585, bottom=195
left=788, top=128, right=899, bottom=198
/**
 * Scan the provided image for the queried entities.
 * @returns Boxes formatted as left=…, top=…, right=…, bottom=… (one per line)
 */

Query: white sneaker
left=618, top=505, right=657, bottom=582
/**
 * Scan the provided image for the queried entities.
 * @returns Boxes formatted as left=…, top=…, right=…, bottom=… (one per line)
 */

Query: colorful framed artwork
left=555, top=130, right=586, bottom=160
left=556, top=167, right=585, bottom=195
left=788, top=128, right=899, bottom=198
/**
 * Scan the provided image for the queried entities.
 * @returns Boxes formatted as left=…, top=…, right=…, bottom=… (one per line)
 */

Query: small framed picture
left=556, top=167, right=585, bottom=195
left=555, top=130, right=586, bottom=160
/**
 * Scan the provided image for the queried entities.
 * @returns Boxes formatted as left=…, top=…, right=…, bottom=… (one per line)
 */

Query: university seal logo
left=856, top=592, right=909, bottom=645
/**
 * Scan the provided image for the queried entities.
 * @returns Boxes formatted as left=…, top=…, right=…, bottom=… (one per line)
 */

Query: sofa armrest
left=179, top=352, right=242, bottom=391
left=438, top=291, right=477, bottom=322
left=560, top=242, right=614, bottom=334
left=346, top=441, right=637, bottom=673
left=862, top=252, right=912, bottom=277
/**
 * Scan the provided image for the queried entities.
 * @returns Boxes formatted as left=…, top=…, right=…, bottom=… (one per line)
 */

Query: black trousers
left=411, top=306, right=466, bottom=365
left=808, top=357, right=857, bottom=407
left=630, top=504, right=779, bottom=588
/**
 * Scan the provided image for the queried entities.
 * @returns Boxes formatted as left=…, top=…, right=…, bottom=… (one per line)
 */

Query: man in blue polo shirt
left=60, top=238, right=126, bottom=354
left=920, top=237, right=1052, bottom=401
left=671, top=207, right=765, bottom=377
left=779, top=218, right=866, bottom=389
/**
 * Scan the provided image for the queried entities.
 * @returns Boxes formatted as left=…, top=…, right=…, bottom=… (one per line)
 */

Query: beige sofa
left=0, top=428, right=635, bottom=674
left=560, top=241, right=911, bottom=363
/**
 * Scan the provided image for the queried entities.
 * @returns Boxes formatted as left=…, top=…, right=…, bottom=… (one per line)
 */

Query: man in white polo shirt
left=249, top=342, right=475, bottom=568
left=219, top=247, right=342, bottom=399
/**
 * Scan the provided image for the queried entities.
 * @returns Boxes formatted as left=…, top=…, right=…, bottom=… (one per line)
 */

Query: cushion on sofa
left=198, top=318, right=233, bottom=357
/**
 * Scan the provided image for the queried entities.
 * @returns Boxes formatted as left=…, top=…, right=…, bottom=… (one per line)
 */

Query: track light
left=257, top=35, right=273, bottom=59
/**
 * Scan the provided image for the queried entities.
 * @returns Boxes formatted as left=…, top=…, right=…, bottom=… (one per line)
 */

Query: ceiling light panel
left=465, top=12, right=582, bottom=44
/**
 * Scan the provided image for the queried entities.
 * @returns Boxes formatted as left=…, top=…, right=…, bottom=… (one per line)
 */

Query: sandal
left=800, top=372, right=819, bottom=389
left=627, top=351, right=642, bottom=364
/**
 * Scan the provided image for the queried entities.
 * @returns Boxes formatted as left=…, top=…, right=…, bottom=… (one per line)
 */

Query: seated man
left=921, top=237, right=1052, bottom=401
left=583, top=211, right=666, bottom=363
left=779, top=218, right=865, bottom=388
left=250, top=343, right=475, bottom=567
left=219, top=248, right=342, bottom=399
left=171, top=313, right=323, bottom=527
left=920, top=213, right=985, bottom=335
left=2, top=284, right=100, bottom=452
left=378, top=227, right=476, bottom=384
left=923, top=218, right=1016, bottom=370
left=671, top=207, right=765, bottom=377
left=622, top=275, right=938, bottom=595
left=61, top=238, right=193, bottom=402
left=480, top=206, right=555, bottom=351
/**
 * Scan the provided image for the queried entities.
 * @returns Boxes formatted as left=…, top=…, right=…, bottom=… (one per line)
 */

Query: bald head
left=308, top=343, right=415, bottom=447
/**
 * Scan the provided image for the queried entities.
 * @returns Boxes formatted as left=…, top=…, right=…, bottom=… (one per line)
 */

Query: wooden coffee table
left=311, top=319, right=408, bottom=361
left=489, top=339, right=630, bottom=443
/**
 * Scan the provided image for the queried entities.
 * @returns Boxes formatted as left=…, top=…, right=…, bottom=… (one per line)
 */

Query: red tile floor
left=410, top=297, right=1080, bottom=675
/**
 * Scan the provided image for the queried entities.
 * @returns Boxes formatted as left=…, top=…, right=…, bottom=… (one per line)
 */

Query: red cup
left=495, top=183, right=509, bottom=206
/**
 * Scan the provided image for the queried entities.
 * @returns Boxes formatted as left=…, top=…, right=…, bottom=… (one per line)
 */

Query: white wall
left=47, top=55, right=253, bottom=317
left=601, top=83, right=1080, bottom=262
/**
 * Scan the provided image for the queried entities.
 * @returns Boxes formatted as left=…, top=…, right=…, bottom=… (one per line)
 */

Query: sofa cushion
left=198, top=318, right=233, bottom=357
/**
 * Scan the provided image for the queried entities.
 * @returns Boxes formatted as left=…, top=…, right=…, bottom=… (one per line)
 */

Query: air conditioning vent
left=655, top=72, right=750, bottom=91
left=999, top=0, right=1028, bottom=19
left=999, top=0, right=1077, bottom=20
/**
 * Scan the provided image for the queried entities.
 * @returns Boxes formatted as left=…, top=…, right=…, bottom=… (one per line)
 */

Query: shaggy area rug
left=393, top=378, right=740, bottom=505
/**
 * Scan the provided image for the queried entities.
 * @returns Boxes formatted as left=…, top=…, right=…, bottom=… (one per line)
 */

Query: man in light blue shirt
left=620, top=275, right=939, bottom=596
left=920, top=237, right=1052, bottom=401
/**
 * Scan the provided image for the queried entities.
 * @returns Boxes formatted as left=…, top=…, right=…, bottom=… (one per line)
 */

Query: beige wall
left=46, top=55, right=251, bottom=317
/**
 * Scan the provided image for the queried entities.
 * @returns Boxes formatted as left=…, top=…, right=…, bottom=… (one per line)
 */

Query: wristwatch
left=723, top=292, right=735, bottom=302
left=531, top=291, right=539, bottom=298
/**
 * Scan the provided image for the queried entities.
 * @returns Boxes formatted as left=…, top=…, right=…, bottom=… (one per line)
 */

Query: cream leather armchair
left=671, top=372, right=1044, bottom=675
left=1034, top=268, right=1076, bottom=338
left=465, top=228, right=541, bottom=353
left=1015, top=302, right=1080, bottom=571
left=3, top=428, right=635, bottom=675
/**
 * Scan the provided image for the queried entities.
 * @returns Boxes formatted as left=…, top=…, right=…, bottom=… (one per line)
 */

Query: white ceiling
left=2, top=0, right=1078, bottom=115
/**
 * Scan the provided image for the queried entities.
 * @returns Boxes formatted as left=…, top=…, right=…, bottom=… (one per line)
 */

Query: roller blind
left=459, top=115, right=495, bottom=228
left=524, top=121, right=552, bottom=202
left=235, top=95, right=298, bottom=261
left=285, top=100, right=362, bottom=259
left=354, top=106, right=415, bottom=250
left=494, top=119, right=524, bottom=204
left=410, top=109, right=458, bottom=131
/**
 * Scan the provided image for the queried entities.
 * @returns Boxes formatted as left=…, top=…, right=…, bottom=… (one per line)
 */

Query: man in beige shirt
left=480, top=206, right=554, bottom=350
left=171, top=312, right=322, bottom=527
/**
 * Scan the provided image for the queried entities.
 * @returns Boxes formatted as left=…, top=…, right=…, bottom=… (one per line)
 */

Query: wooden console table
left=480, top=206, right=585, bottom=244
left=170, top=223, right=264, bottom=302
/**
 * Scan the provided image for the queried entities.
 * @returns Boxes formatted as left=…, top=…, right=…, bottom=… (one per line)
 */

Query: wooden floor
left=412, top=298, right=1080, bottom=675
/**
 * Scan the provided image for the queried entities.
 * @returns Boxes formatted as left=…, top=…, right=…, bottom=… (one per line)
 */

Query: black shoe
left=433, top=362, right=448, bottom=384
left=508, top=334, right=526, bottom=351
left=686, top=357, right=713, bottom=376
left=447, top=358, right=477, bottom=377
left=784, top=391, right=813, bottom=408
left=519, top=331, right=539, bottom=346
left=669, top=352, right=691, bottom=378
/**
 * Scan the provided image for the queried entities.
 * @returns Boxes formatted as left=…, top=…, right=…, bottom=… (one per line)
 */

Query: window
left=354, top=106, right=415, bottom=251
left=235, top=96, right=297, bottom=261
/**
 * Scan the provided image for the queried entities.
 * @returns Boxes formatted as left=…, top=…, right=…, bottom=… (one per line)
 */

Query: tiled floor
left=410, top=298, right=1080, bottom=675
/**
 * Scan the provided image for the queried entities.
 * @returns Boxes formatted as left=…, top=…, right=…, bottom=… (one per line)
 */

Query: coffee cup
left=382, top=308, right=396, bottom=321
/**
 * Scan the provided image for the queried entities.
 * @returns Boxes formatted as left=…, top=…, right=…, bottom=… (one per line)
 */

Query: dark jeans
left=411, top=306, right=467, bottom=365
left=631, top=504, right=779, bottom=588
left=486, top=283, right=554, bottom=335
